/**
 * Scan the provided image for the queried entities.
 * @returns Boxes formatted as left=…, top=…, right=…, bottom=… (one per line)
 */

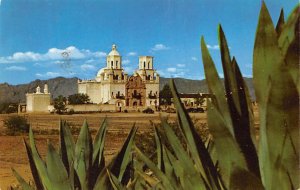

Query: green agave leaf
left=229, top=166, right=264, bottom=190
left=89, top=118, right=107, bottom=188
left=135, top=169, right=159, bottom=188
left=74, top=120, right=93, bottom=190
left=11, top=168, right=34, bottom=190
left=94, top=125, right=137, bottom=189
left=264, top=78, right=299, bottom=189
left=107, top=170, right=126, bottom=190
left=275, top=8, right=285, bottom=35
left=134, top=146, right=176, bottom=190
left=46, top=142, right=72, bottom=189
left=161, top=118, right=206, bottom=190
left=170, top=79, right=221, bottom=190
left=207, top=100, right=248, bottom=188
left=218, top=25, right=241, bottom=116
left=161, top=146, right=177, bottom=184
left=200, top=36, right=233, bottom=135
left=92, top=117, right=107, bottom=164
left=219, top=25, right=260, bottom=177
left=111, top=125, right=137, bottom=183
left=254, top=2, right=299, bottom=189
left=278, top=5, right=300, bottom=93
left=60, top=120, right=75, bottom=174
left=23, top=139, right=44, bottom=190
left=154, top=126, right=163, bottom=171
left=278, top=5, right=299, bottom=57
left=253, top=1, right=282, bottom=106
left=29, top=127, right=52, bottom=190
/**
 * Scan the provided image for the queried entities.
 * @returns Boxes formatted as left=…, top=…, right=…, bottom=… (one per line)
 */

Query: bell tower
left=106, top=44, right=122, bottom=69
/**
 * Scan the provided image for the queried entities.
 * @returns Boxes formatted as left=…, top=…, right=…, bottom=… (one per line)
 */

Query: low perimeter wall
left=66, top=104, right=116, bottom=112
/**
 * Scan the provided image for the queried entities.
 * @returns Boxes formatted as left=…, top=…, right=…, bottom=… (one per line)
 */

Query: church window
left=116, top=61, right=118, bottom=68
left=144, top=61, right=146, bottom=68
left=148, top=62, right=150, bottom=69
left=111, top=61, right=114, bottom=68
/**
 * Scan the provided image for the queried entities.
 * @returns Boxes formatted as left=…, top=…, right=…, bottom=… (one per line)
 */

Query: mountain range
left=0, top=77, right=255, bottom=104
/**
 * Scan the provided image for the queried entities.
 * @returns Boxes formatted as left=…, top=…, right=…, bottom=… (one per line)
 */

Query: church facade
left=78, top=44, right=160, bottom=110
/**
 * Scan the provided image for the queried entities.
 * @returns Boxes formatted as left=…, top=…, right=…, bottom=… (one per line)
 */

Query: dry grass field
left=0, top=108, right=259, bottom=189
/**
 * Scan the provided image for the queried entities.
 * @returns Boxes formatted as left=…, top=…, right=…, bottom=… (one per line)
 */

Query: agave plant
left=135, top=2, right=299, bottom=190
left=12, top=119, right=137, bottom=190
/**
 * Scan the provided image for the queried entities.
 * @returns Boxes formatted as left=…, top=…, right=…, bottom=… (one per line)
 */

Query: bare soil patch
left=0, top=108, right=258, bottom=189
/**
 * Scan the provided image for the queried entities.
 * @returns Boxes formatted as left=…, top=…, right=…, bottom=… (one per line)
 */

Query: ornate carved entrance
left=125, top=75, right=146, bottom=107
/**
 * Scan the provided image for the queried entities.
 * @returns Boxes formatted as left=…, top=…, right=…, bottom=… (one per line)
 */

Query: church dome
left=96, top=67, right=106, bottom=77
left=108, top=44, right=120, bottom=56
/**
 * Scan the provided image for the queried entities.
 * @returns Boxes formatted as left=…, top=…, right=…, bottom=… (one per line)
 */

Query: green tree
left=54, top=95, right=67, bottom=114
left=159, top=84, right=172, bottom=105
left=68, top=93, right=90, bottom=104
left=194, top=96, right=205, bottom=107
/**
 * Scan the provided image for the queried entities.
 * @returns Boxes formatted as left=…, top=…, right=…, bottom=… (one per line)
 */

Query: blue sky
left=0, top=0, right=297, bottom=84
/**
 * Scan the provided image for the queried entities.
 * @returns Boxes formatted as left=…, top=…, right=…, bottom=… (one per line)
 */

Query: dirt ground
left=0, top=109, right=258, bottom=189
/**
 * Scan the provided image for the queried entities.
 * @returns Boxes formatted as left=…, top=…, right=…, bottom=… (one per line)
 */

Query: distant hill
left=0, top=77, right=255, bottom=104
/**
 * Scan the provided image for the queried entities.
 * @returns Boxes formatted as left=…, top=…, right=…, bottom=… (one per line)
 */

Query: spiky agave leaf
left=275, top=8, right=285, bottom=35
left=46, top=142, right=72, bottom=189
left=169, top=79, right=221, bottom=190
left=28, top=128, right=52, bottom=190
left=93, top=125, right=137, bottom=189
left=278, top=5, right=300, bottom=94
left=74, top=120, right=93, bottom=190
left=207, top=101, right=249, bottom=188
left=254, top=2, right=299, bottom=189
left=134, top=146, right=176, bottom=190
left=60, top=120, right=75, bottom=174
left=11, top=168, right=34, bottom=190
left=229, top=167, right=264, bottom=190
left=218, top=25, right=260, bottom=178
left=89, top=118, right=108, bottom=188
left=23, top=139, right=44, bottom=190
left=161, top=118, right=207, bottom=189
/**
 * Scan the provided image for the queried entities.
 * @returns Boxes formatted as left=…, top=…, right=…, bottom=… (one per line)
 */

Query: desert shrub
left=68, top=108, right=75, bottom=115
left=142, top=107, right=154, bottom=114
left=4, top=115, right=29, bottom=135
left=0, top=102, right=18, bottom=114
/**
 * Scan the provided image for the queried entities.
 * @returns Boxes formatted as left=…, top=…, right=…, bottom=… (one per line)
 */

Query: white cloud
left=46, top=72, right=60, bottom=77
left=156, top=70, right=165, bottom=76
left=122, top=59, right=130, bottom=65
left=172, top=71, right=186, bottom=78
left=0, top=46, right=107, bottom=64
left=123, top=66, right=134, bottom=74
left=191, top=57, right=198, bottom=61
left=54, top=60, right=64, bottom=65
left=5, top=66, right=27, bottom=71
left=85, top=59, right=95, bottom=64
left=36, top=72, right=60, bottom=78
left=81, top=64, right=96, bottom=71
left=167, top=67, right=177, bottom=73
left=207, top=44, right=220, bottom=50
left=151, top=44, right=169, bottom=51
left=127, top=52, right=137, bottom=56
left=177, top=64, right=185, bottom=67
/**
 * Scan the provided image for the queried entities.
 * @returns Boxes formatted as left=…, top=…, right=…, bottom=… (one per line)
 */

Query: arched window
left=144, top=61, right=146, bottom=68
left=111, top=61, right=114, bottom=68
left=116, top=61, right=118, bottom=68
left=148, top=62, right=150, bottom=69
